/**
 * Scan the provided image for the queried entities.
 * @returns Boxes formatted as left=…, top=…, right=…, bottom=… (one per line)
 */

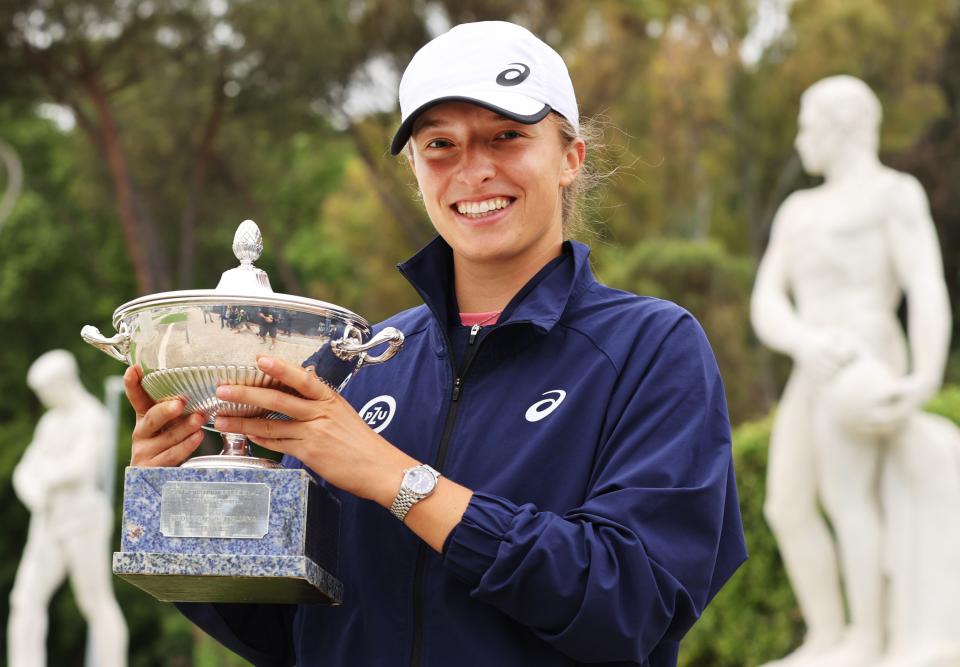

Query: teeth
left=456, top=197, right=511, bottom=216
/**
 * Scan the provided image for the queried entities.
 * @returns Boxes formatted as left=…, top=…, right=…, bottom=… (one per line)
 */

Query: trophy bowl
left=82, top=220, right=403, bottom=469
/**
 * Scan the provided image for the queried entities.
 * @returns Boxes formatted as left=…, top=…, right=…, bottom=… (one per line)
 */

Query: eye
left=424, top=138, right=453, bottom=149
left=497, top=129, right=524, bottom=140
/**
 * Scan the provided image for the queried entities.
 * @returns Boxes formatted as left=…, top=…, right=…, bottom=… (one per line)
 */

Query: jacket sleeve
left=442, top=313, right=747, bottom=663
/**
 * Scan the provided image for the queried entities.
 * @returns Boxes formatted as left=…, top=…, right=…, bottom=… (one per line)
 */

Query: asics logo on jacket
left=525, top=389, right=567, bottom=422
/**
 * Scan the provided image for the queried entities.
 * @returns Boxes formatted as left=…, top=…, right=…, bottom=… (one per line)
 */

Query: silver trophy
left=82, top=219, right=403, bottom=468
left=80, top=220, right=403, bottom=604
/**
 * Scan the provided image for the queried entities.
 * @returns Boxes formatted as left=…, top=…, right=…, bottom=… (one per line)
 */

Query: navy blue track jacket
left=178, top=238, right=747, bottom=666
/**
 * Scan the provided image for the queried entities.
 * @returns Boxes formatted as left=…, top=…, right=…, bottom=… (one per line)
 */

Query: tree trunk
left=178, top=79, right=225, bottom=288
left=79, top=72, right=171, bottom=294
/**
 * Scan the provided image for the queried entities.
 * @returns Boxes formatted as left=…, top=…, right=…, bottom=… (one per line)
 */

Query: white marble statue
left=7, top=350, right=128, bottom=667
left=751, top=75, right=960, bottom=667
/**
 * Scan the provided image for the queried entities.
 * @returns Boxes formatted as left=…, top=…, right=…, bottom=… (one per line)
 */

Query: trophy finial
left=233, top=219, right=263, bottom=264
left=216, top=219, right=273, bottom=294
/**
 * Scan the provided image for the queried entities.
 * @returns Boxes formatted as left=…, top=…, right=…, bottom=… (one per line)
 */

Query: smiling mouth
left=452, top=197, right=515, bottom=219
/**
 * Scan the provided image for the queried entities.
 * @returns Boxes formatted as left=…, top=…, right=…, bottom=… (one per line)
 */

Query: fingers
left=214, top=416, right=301, bottom=441
left=123, top=365, right=155, bottom=416
left=215, top=384, right=315, bottom=420
left=133, top=399, right=187, bottom=440
left=255, top=355, right=336, bottom=401
left=246, top=435, right=296, bottom=456
left=133, top=412, right=206, bottom=464
left=126, top=367, right=205, bottom=467
left=134, top=428, right=205, bottom=467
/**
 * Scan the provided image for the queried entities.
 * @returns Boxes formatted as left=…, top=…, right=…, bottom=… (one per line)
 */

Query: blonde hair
left=553, top=112, right=603, bottom=239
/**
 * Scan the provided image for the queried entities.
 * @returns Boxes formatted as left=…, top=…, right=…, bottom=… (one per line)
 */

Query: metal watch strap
left=389, top=465, right=440, bottom=522
left=389, top=487, right=422, bottom=522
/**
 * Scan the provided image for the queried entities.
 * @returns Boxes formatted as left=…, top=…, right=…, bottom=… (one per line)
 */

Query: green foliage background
left=1, top=0, right=959, bottom=664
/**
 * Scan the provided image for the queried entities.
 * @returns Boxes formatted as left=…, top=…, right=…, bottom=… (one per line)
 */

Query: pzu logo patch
left=359, top=395, right=396, bottom=433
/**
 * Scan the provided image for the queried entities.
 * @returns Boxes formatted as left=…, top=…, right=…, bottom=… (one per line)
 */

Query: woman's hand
left=213, top=355, right=415, bottom=507
left=123, top=365, right=206, bottom=467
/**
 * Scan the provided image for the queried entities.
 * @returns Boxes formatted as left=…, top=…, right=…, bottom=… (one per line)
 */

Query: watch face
left=405, top=467, right=436, bottom=494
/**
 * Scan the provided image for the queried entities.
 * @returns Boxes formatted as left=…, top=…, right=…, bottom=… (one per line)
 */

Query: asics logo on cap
left=496, top=63, right=531, bottom=87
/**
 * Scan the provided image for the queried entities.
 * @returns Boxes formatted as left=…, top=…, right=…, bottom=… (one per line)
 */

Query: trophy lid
left=110, top=220, right=367, bottom=329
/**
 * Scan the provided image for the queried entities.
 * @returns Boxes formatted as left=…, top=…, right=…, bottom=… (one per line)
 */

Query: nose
left=455, top=145, right=496, bottom=187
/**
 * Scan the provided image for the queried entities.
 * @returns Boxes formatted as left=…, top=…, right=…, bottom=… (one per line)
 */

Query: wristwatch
left=389, top=464, right=441, bottom=521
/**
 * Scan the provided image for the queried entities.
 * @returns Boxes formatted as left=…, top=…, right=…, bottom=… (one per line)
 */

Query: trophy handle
left=81, top=325, right=131, bottom=363
left=331, top=326, right=404, bottom=366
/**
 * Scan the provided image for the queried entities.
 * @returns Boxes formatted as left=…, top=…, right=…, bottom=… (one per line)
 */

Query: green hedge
left=679, top=385, right=960, bottom=666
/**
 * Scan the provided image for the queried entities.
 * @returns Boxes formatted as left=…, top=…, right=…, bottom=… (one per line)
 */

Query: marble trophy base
left=113, top=465, right=342, bottom=604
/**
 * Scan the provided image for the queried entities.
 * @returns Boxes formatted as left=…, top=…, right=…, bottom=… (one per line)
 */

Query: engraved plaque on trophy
left=82, top=220, right=404, bottom=603
left=159, top=482, right=271, bottom=539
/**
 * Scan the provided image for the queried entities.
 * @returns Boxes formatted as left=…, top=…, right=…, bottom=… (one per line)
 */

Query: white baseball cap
left=390, top=21, right=579, bottom=155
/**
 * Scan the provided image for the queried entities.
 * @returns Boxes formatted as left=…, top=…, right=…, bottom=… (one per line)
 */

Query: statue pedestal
left=112, top=466, right=342, bottom=604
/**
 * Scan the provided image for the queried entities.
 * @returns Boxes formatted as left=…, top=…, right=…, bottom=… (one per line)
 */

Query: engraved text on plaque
left=160, top=482, right=271, bottom=539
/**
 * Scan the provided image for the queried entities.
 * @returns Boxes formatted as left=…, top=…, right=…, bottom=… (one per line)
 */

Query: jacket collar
left=397, top=236, right=596, bottom=334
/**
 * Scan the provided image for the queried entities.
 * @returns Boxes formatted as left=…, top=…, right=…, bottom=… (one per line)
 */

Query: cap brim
left=390, top=94, right=551, bottom=155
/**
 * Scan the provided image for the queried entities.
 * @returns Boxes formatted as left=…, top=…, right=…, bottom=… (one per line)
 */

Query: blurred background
left=1, top=0, right=959, bottom=665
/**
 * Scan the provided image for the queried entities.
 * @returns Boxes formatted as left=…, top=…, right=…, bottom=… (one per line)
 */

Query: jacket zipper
left=410, top=323, right=484, bottom=667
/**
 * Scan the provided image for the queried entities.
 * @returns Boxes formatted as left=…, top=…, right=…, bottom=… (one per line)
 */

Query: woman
left=124, top=21, right=746, bottom=667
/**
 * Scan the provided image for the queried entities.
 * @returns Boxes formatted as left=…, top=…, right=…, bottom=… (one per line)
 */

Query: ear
left=404, top=150, right=426, bottom=201
left=559, top=137, right=586, bottom=188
